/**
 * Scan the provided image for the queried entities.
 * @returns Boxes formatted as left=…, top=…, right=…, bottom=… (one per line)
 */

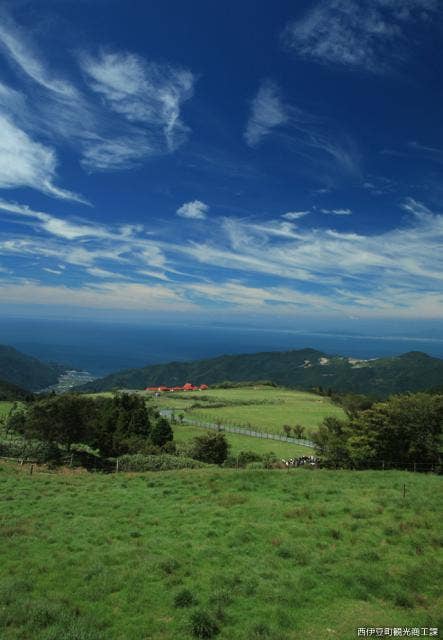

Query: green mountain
left=0, top=344, right=64, bottom=391
left=0, top=378, right=33, bottom=401
left=79, top=348, right=443, bottom=397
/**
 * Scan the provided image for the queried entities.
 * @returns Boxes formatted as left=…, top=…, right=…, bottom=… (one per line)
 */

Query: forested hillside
left=80, top=348, right=443, bottom=397
left=0, top=344, right=64, bottom=391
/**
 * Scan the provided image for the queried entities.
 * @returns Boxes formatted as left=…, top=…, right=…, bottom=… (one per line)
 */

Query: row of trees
left=312, top=392, right=443, bottom=469
left=5, top=392, right=232, bottom=466
left=283, top=424, right=305, bottom=438
left=8, top=393, right=173, bottom=459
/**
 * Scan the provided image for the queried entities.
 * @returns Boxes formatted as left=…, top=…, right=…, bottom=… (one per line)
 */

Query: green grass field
left=0, top=401, right=14, bottom=418
left=0, top=463, right=441, bottom=640
left=149, top=387, right=345, bottom=437
left=173, top=423, right=311, bottom=458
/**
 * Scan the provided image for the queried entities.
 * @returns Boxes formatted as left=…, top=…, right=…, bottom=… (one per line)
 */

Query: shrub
left=174, top=588, right=198, bottom=608
left=191, top=432, right=229, bottom=465
left=189, top=610, right=220, bottom=639
left=117, top=454, right=207, bottom=472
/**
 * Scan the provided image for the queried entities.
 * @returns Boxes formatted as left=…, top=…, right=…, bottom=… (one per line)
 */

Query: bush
left=189, top=609, right=220, bottom=639
left=117, top=454, right=207, bottom=472
left=191, top=432, right=229, bottom=465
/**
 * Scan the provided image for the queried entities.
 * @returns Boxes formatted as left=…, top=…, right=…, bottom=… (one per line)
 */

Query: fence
left=160, top=409, right=316, bottom=448
left=0, top=455, right=439, bottom=475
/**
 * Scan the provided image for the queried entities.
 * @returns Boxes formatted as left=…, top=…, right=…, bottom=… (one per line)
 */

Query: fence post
left=29, top=464, right=34, bottom=475
left=413, top=462, right=416, bottom=473
left=116, top=458, right=119, bottom=473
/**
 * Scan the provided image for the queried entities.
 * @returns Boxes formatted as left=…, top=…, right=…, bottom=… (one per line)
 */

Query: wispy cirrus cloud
left=282, top=211, right=310, bottom=220
left=0, top=115, right=86, bottom=202
left=321, top=208, right=352, bottom=215
left=244, top=80, right=288, bottom=147
left=0, top=11, right=197, bottom=192
left=283, top=0, right=439, bottom=73
left=1, top=194, right=443, bottom=318
left=80, top=50, right=194, bottom=154
left=244, top=80, right=360, bottom=178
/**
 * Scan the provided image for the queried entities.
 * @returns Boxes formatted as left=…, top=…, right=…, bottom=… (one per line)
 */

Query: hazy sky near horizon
left=0, top=0, right=442, bottom=327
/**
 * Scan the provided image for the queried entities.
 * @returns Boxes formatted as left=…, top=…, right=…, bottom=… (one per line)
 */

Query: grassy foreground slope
left=1, top=464, right=441, bottom=640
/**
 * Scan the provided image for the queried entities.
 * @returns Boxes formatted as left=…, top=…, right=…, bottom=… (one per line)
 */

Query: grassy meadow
left=0, top=463, right=442, bottom=640
left=172, top=423, right=311, bottom=458
left=149, top=386, right=345, bottom=437
left=0, top=401, right=14, bottom=418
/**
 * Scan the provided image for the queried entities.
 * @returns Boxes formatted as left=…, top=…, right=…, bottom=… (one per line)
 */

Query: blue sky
left=0, top=0, right=442, bottom=330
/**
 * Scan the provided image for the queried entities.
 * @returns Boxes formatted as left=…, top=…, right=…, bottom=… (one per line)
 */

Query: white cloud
left=244, top=80, right=359, bottom=177
left=0, top=280, right=195, bottom=312
left=0, top=115, right=84, bottom=202
left=0, top=15, right=196, bottom=183
left=42, top=267, right=62, bottom=275
left=283, top=0, right=438, bottom=73
left=321, top=208, right=352, bottom=215
left=244, top=80, right=288, bottom=147
left=1, top=194, right=443, bottom=319
left=282, top=211, right=310, bottom=220
left=176, top=200, right=209, bottom=220
left=0, top=17, right=77, bottom=96
left=80, top=50, right=195, bottom=158
left=0, top=199, right=111, bottom=239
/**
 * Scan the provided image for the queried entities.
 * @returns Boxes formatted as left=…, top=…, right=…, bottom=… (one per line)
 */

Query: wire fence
left=0, top=455, right=439, bottom=475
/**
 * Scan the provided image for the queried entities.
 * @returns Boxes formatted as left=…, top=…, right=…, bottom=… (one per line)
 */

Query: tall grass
left=0, top=463, right=441, bottom=639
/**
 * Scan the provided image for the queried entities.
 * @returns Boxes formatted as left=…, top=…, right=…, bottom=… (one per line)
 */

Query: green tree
left=20, top=394, right=96, bottom=450
left=283, top=425, right=291, bottom=437
left=292, top=424, right=305, bottom=439
left=151, top=417, right=173, bottom=447
left=312, top=393, right=443, bottom=470
left=191, top=432, right=229, bottom=465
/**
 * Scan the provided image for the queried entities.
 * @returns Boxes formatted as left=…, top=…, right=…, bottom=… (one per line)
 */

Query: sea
left=1, top=316, right=442, bottom=376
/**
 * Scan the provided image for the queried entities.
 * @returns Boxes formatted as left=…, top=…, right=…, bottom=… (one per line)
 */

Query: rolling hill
left=0, top=344, right=65, bottom=391
left=79, top=348, right=443, bottom=397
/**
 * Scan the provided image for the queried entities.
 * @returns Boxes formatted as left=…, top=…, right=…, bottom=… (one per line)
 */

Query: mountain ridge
left=0, top=344, right=65, bottom=391
left=79, top=348, right=443, bottom=397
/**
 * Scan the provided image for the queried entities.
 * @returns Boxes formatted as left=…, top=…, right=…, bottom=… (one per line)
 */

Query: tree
left=151, top=417, right=173, bottom=447
left=191, top=432, right=229, bottom=465
left=292, top=424, right=305, bottom=439
left=20, top=394, right=96, bottom=450
left=8, top=392, right=160, bottom=461
left=311, top=416, right=353, bottom=468
left=283, top=425, right=291, bottom=437
left=312, top=392, right=443, bottom=470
